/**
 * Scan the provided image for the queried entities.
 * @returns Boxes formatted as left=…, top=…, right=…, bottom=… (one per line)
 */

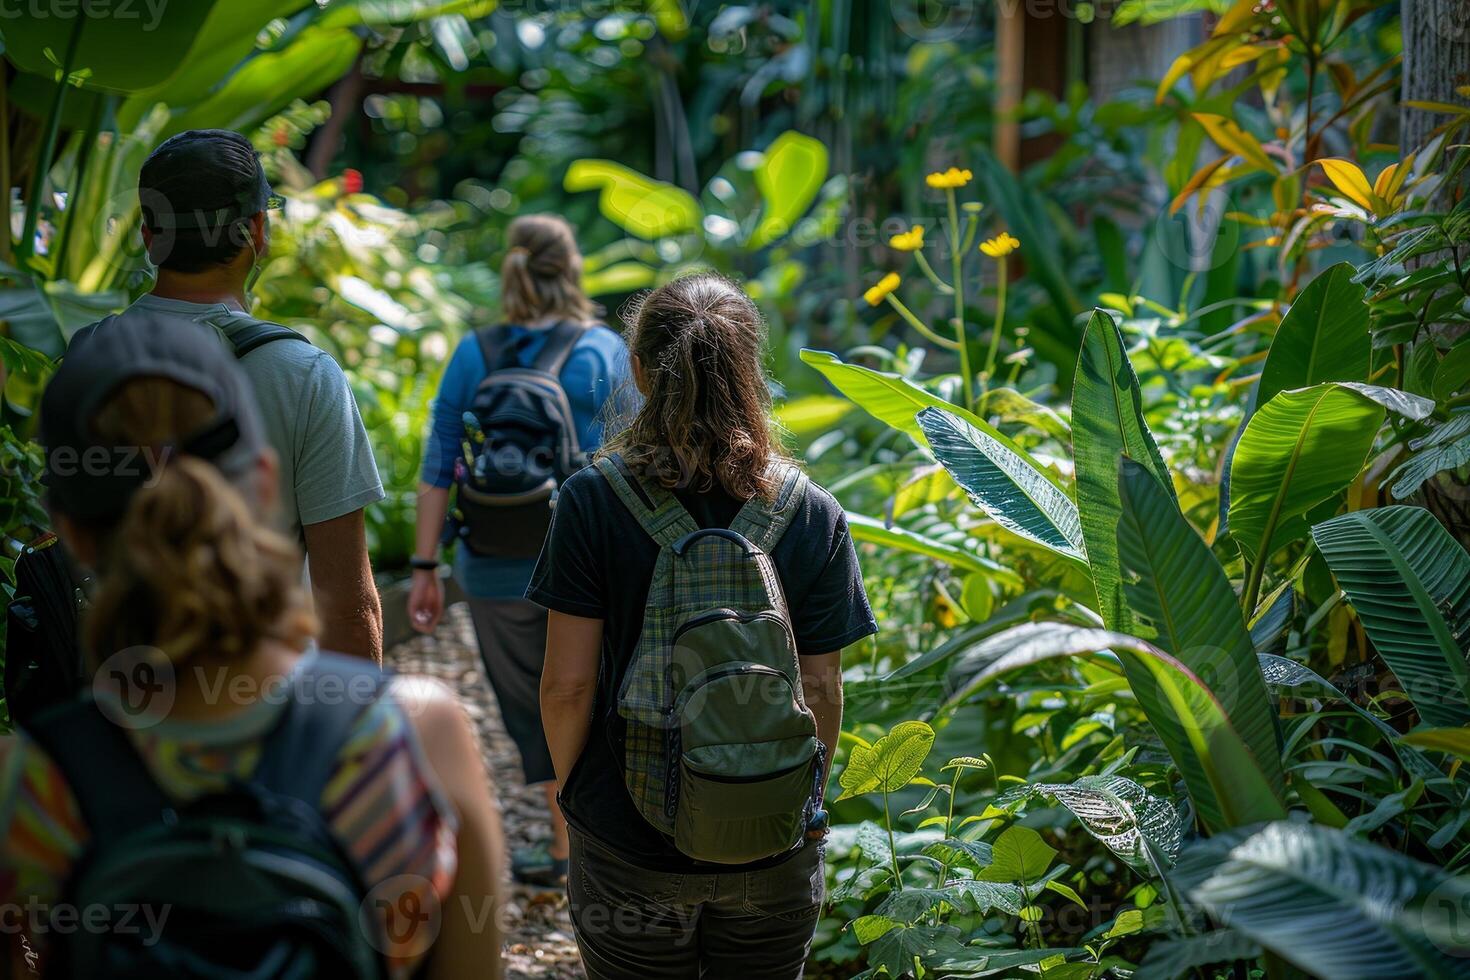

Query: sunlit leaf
left=750, top=131, right=828, bottom=249
left=564, top=160, right=702, bottom=239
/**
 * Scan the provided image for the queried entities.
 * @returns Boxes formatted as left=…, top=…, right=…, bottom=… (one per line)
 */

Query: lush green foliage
left=3, top=2, right=1469, bottom=976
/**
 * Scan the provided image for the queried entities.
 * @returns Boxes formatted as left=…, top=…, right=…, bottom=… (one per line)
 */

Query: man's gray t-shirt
left=79, top=295, right=384, bottom=541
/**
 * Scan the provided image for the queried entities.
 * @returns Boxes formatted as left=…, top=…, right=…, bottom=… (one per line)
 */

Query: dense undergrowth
left=2, top=2, right=1469, bottom=977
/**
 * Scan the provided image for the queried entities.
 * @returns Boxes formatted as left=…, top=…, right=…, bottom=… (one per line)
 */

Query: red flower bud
left=342, top=169, right=364, bottom=195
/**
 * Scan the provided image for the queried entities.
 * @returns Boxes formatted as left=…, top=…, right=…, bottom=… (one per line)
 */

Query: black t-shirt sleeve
left=787, top=504, right=878, bottom=655
left=525, top=475, right=607, bottom=619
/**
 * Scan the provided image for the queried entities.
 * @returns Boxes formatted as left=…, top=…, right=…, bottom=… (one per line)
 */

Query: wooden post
left=994, top=0, right=1025, bottom=173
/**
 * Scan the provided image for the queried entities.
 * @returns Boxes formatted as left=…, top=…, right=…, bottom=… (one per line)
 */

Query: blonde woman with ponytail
left=1, top=318, right=505, bottom=979
left=409, top=213, right=629, bottom=885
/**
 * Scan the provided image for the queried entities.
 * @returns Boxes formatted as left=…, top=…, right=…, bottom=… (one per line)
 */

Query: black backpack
left=23, top=653, right=391, bottom=979
left=3, top=534, right=90, bottom=727
left=2, top=315, right=306, bottom=725
left=453, top=321, right=589, bottom=559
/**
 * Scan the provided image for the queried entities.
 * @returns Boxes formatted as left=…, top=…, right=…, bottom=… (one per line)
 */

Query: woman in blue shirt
left=408, top=214, right=628, bottom=884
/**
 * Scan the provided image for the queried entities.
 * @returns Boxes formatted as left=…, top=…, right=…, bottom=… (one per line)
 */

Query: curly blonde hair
left=82, top=378, right=316, bottom=667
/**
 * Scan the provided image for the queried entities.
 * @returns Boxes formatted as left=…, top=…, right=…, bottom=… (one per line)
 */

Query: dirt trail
left=386, top=603, right=585, bottom=979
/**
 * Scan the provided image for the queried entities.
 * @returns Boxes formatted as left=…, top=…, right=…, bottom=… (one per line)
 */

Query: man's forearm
left=317, top=586, right=383, bottom=663
left=304, top=509, right=384, bottom=663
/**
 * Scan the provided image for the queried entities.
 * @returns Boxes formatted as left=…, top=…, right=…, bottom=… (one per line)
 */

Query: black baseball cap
left=138, top=129, right=283, bottom=234
left=40, top=316, right=267, bottom=522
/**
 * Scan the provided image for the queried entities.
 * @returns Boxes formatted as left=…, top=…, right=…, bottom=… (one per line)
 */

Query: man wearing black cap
left=73, top=129, right=384, bottom=662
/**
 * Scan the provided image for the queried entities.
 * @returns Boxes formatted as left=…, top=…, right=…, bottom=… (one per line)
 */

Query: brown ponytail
left=500, top=214, right=596, bottom=324
left=604, top=272, right=789, bottom=501
left=82, top=379, right=315, bottom=667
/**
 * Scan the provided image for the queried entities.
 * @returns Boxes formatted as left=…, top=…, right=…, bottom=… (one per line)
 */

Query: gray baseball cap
left=40, top=315, right=266, bottom=522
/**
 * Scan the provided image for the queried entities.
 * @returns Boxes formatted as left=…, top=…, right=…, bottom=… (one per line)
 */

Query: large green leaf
left=1117, top=457, right=1285, bottom=829
left=2, top=3, right=223, bottom=93
left=976, top=825, right=1056, bottom=883
left=845, top=513, right=1022, bottom=586
left=1229, top=383, right=1430, bottom=562
left=164, top=27, right=364, bottom=138
left=1072, top=308, right=1175, bottom=630
left=799, top=349, right=1064, bottom=491
left=564, top=160, right=702, bottom=240
left=750, top=131, right=827, bottom=249
left=1257, top=262, right=1371, bottom=407
left=942, top=620, right=1286, bottom=829
left=1000, top=774, right=1183, bottom=875
left=1172, top=821, right=1470, bottom=977
left=917, top=406, right=1086, bottom=563
left=836, top=720, right=935, bottom=800
left=1312, top=506, right=1470, bottom=728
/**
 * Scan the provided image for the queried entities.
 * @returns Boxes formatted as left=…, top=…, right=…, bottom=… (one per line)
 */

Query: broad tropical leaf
left=846, top=513, right=1022, bottom=586
left=1137, top=930, right=1263, bottom=979
left=1400, top=728, right=1470, bottom=762
left=1072, top=309, right=1175, bottom=630
left=943, top=620, right=1286, bottom=830
left=563, top=160, right=702, bottom=239
left=1312, top=506, right=1470, bottom=728
left=917, top=407, right=1086, bottom=563
left=1171, top=821, right=1470, bottom=977
left=750, top=131, right=828, bottom=248
left=1229, top=383, right=1429, bottom=562
left=1117, top=457, right=1286, bottom=828
left=1000, top=774, right=1183, bottom=874
left=1257, top=263, right=1371, bottom=407
left=1389, top=410, right=1470, bottom=500
left=166, top=27, right=365, bottom=138
left=3, top=2, right=223, bottom=93
left=799, top=349, right=1063, bottom=490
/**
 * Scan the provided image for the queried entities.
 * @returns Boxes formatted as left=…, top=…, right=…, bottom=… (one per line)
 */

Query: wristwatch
left=409, top=556, right=440, bottom=572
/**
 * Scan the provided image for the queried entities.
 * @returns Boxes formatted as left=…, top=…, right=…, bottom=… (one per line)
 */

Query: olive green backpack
left=594, top=454, right=824, bottom=865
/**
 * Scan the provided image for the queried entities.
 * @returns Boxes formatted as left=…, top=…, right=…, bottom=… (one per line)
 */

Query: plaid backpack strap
left=729, top=462, right=810, bottom=553
left=593, top=454, right=698, bottom=548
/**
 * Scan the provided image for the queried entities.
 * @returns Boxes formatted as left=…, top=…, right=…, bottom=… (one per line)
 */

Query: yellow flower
left=863, top=272, right=901, bottom=307
left=925, top=167, right=973, bottom=189
left=888, top=225, right=925, bottom=252
left=980, top=232, right=1020, bottom=258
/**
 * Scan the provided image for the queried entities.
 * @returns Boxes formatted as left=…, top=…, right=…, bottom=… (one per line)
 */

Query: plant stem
left=21, top=16, right=85, bottom=263
left=947, top=188, right=974, bottom=410
left=981, top=255, right=1009, bottom=399
left=914, top=250, right=954, bottom=294
left=935, top=768, right=962, bottom=886
left=887, top=293, right=959, bottom=349
left=882, top=788, right=903, bottom=892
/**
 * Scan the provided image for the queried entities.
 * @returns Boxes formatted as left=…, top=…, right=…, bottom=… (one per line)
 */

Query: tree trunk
left=1400, top=0, right=1470, bottom=163
left=1401, top=0, right=1470, bottom=547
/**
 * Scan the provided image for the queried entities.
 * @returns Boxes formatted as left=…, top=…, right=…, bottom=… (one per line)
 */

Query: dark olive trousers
left=567, top=828, right=825, bottom=979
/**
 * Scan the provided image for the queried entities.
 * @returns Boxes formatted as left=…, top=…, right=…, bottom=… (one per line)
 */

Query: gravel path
left=386, top=603, right=586, bottom=979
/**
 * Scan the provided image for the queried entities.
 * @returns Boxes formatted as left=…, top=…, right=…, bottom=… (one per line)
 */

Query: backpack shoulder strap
left=593, top=453, right=698, bottom=548
left=475, top=324, right=517, bottom=374
left=24, top=698, right=171, bottom=843
left=729, top=462, right=810, bottom=553
left=251, top=652, right=389, bottom=805
left=201, top=312, right=310, bottom=359
left=531, top=321, right=589, bottom=376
